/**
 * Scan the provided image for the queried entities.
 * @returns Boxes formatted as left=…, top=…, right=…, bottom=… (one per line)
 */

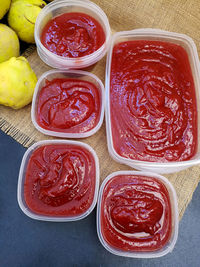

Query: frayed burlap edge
left=0, top=117, right=36, bottom=147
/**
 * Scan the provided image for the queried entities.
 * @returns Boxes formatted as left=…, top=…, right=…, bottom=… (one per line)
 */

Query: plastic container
left=35, top=0, right=111, bottom=69
left=31, top=69, right=105, bottom=138
left=105, top=28, right=200, bottom=174
left=97, top=170, right=179, bottom=258
left=17, top=140, right=99, bottom=222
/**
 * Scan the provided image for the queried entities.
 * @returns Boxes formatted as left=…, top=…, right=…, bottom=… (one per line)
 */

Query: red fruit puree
left=24, top=144, right=96, bottom=216
left=41, top=12, right=105, bottom=58
left=37, top=78, right=101, bottom=134
left=100, top=175, right=172, bottom=251
left=110, top=40, right=197, bottom=162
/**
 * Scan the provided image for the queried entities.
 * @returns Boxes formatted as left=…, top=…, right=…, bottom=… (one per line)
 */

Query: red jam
left=24, top=144, right=96, bottom=217
left=110, top=40, right=197, bottom=162
left=41, top=12, right=105, bottom=58
left=100, top=175, right=172, bottom=252
left=36, top=78, right=101, bottom=134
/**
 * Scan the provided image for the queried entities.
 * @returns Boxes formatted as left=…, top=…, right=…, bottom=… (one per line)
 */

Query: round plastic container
left=97, top=170, right=179, bottom=258
left=105, top=28, right=200, bottom=174
left=18, top=140, right=99, bottom=222
left=35, top=0, right=111, bottom=69
left=31, top=69, right=105, bottom=138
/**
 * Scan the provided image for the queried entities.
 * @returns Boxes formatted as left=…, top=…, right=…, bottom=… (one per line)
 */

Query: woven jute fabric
left=1, top=0, right=200, bottom=219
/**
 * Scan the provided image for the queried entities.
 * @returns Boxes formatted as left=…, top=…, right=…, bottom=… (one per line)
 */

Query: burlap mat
left=1, top=0, right=200, bottom=219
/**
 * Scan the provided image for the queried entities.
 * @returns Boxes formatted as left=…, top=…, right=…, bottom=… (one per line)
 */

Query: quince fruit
left=8, top=0, right=46, bottom=43
left=0, top=0, right=11, bottom=19
left=0, top=57, right=37, bottom=109
left=0, top=24, right=20, bottom=63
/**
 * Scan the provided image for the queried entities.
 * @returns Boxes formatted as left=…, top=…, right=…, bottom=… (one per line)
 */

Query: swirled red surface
left=24, top=144, right=96, bottom=216
left=36, top=78, right=101, bottom=133
left=100, top=175, right=172, bottom=251
left=41, top=12, right=105, bottom=58
left=110, top=40, right=197, bottom=162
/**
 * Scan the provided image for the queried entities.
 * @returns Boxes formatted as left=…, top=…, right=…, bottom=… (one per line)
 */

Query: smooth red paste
left=110, top=40, right=197, bottom=162
left=36, top=78, right=101, bottom=133
left=41, top=12, right=105, bottom=58
left=100, top=175, right=172, bottom=251
left=24, top=144, right=96, bottom=216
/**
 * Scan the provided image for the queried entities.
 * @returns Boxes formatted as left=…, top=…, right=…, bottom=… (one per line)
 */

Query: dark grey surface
left=0, top=130, right=200, bottom=267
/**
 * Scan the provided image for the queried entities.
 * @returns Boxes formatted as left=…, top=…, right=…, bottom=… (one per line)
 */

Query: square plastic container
left=35, top=0, right=111, bottom=69
left=31, top=69, right=105, bottom=138
left=97, top=170, right=179, bottom=258
left=17, top=140, right=99, bottom=222
left=105, top=28, right=200, bottom=174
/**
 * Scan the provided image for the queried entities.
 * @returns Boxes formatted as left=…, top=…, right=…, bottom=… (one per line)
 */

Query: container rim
left=105, top=28, right=200, bottom=169
left=17, top=139, right=100, bottom=222
left=31, top=69, right=105, bottom=138
left=34, top=0, right=111, bottom=66
left=96, top=170, right=179, bottom=258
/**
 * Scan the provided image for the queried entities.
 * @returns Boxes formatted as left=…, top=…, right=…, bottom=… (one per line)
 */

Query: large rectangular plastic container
left=105, top=28, right=200, bottom=174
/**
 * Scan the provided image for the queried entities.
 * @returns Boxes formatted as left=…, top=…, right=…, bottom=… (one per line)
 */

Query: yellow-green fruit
left=0, top=0, right=11, bottom=19
left=8, top=0, right=46, bottom=43
left=0, top=57, right=37, bottom=109
left=12, top=0, right=45, bottom=3
left=0, top=24, right=20, bottom=63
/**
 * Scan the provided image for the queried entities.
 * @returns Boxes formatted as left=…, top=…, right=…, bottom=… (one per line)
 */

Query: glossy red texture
left=24, top=144, right=96, bottom=216
left=36, top=78, right=101, bottom=134
left=100, top=175, right=172, bottom=251
left=110, top=40, right=197, bottom=162
left=41, top=12, right=105, bottom=58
